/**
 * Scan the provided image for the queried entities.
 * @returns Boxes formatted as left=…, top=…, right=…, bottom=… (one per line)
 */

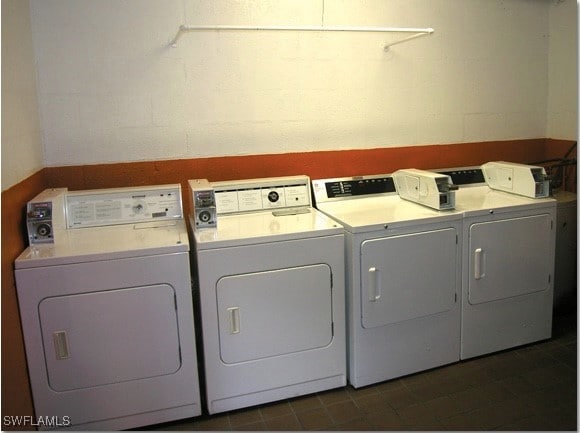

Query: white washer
left=15, top=185, right=201, bottom=430
left=436, top=167, right=557, bottom=360
left=312, top=174, right=463, bottom=388
left=553, top=191, right=577, bottom=314
left=189, top=176, right=346, bottom=414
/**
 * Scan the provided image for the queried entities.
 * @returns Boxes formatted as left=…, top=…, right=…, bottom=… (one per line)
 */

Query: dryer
left=189, top=176, right=346, bottom=414
left=436, top=167, right=557, bottom=360
left=312, top=174, right=463, bottom=388
left=15, top=185, right=201, bottom=430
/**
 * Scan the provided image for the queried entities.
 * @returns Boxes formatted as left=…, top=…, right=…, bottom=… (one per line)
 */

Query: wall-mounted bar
left=169, top=24, right=434, bottom=51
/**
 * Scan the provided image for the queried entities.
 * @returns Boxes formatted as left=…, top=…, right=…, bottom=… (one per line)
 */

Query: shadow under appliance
left=15, top=185, right=202, bottom=430
left=189, top=175, right=346, bottom=414
left=312, top=174, right=462, bottom=388
left=436, top=167, right=556, bottom=359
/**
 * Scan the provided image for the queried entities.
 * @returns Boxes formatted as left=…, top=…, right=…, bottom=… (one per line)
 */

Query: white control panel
left=66, top=185, right=183, bottom=228
left=212, top=176, right=311, bottom=215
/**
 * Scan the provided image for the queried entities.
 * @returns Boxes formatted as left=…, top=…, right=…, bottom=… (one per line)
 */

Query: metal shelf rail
left=169, top=24, right=434, bottom=51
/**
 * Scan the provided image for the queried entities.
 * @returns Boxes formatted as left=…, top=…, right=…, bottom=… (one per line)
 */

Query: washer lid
left=15, top=219, right=189, bottom=269
left=316, top=195, right=463, bottom=234
left=193, top=208, right=343, bottom=250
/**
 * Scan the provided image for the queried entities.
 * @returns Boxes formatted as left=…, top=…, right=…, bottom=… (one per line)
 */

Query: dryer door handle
left=474, top=248, right=486, bottom=280
left=53, top=331, right=70, bottom=360
left=227, top=307, right=241, bottom=334
left=368, top=267, right=382, bottom=302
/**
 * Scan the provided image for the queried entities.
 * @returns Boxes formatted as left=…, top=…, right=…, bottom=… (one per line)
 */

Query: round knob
left=199, top=210, right=212, bottom=223
left=37, top=223, right=52, bottom=237
left=268, top=191, right=279, bottom=203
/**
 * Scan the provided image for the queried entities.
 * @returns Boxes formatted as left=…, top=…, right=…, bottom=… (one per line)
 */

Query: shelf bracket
left=169, top=24, right=434, bottom=50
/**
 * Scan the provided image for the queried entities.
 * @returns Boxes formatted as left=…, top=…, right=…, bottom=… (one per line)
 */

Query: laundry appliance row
left=312, top=162, right=558, bottom=388
left=15, top=176, right=348, bottom=428
left=14, top=162, right=563, bottom=429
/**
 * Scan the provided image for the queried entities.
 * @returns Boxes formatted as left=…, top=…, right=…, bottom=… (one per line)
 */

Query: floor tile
left=365, top=406, right=407, bottom=429
left=317, top=388, right=351, bottom=406
left=263, top=414, right=303, bottom=431
left=421, top=395, right=465, bottom=420
left=380, top=385, right=420, bottom=410
left=289, top=394, right=323, bottom=413
left=397, top=402, right=444, bottom=426
left=259, top=401, right=293, bottom=419
left=325, top=400, right=363, bottom=424
left=295, top=407, right=334, bottom=430
left=330, top=417, right=373, bottom=431
left=228, top=407, right=262, bottom=428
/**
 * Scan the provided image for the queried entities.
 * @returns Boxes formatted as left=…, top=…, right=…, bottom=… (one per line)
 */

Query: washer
left=553, top=191, right=577, bottom=314
left=189, top=176, right=346, bottom=414
left=312, top=174, right=463, bottom=388
left=436, top=167, right=557, bottom=360
left=15, top=185, right=201, bottom=430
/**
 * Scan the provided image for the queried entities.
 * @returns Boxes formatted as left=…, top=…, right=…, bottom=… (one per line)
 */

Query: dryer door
left=360, top=228, right=457, bottom=329
left=216, top=264, right=333, bottom=364
left=468, top=214, right=553, bottom=304
left=39, top=284, right=181, bottom=392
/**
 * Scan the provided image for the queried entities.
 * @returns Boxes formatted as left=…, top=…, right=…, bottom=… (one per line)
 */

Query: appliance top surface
left=193, top=208, right=343, bottom=250
left=15, top=219, right=189, bottom=269
left=312, top=174, right=462, bottom=233
left=315, top=195, right=463, bottom=233
left=454, top=186, right=557, bottom=213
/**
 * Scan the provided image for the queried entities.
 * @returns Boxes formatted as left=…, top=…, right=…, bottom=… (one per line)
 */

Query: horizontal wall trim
left=44, top=139, right=554, bottom=190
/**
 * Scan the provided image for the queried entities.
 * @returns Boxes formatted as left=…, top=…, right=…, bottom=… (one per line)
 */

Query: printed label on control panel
left=239, top=189, right=263, bottom=212
left=284, top=185, right=309, bottom=206
left=215, top=191, right=239, bottom=214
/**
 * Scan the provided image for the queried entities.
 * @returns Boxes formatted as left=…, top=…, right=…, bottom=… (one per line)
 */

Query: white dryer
left=312, top=175, right=463, bottom=388
left=15, top=185, right=201, bottom=430
left=436, top=167, right=557, bottom=359
left=189, top=176, right=346, bottom=414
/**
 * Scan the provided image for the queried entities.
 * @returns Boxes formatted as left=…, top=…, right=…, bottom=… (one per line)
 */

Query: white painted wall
left=1, top=0, right=44, bottom=190
left=547, top=0, right=578, bottom=140
left=26, top=0, right=573, bottom=167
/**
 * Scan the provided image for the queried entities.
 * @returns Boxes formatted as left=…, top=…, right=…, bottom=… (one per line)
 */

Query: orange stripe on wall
left=45, top=139, right=551, bottom=189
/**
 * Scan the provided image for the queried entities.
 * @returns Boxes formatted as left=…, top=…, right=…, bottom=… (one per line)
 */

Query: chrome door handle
left=53, top=331, right=70, bottom=360
left=227, top=307, right=240, bottom=334
left=368, top=267, right=382, bottom=302
left=474, top=248, right=486, bottom=280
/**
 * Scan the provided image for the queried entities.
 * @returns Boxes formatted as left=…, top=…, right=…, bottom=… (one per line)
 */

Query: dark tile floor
left=149, top=313, right=577, bottom=431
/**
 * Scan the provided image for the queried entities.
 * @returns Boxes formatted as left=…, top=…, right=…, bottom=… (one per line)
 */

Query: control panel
left=26, top=188, right=67, bottom=244
left=189, top=179, right=217, bottom=229
left=393, top=169, right=457, bottom=210
left=27, top=202, right=54, bottom=243
left=435, top=168, right=485, bottom=186
left=323, top=177, right=395, bottom=199
left=312, top=175, right=396, bottom=204
left=66, top=185, right=183, bottom=228
left=482, top=161, right=550, bottom=198
left=211, top=176, right=312, bottom=215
